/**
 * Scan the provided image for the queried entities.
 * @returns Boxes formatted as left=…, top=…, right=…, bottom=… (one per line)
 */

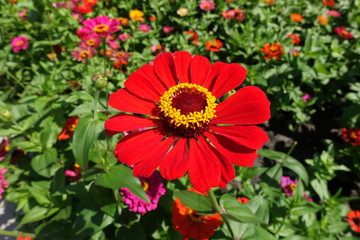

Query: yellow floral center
left=0, top=144, right=10, bottom=152
left=289, top=183, right=297, bottom=191
left=80, top=50, right=90, bottom=59
left=188, top=209, right=205, bottom=223
left=74, top=163, right=80, bottom=168
left=293, top=51, right=300, bottom=57
left=86, top=39, right=96, bottom=46
left=17, top=40, right=24, bottom=46
left=342, top=30, right=349, bottom=35
left=93, top=24, right=109, bottom=34
left=68, top=123, right=77, bottom=132
left=159, top=83, right=217, bottom=137
left=270, top=45, right=279, bottom=51
left=141, top=180, right=149, bottom=191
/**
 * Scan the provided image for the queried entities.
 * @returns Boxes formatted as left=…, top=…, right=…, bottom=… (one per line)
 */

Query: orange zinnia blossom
left=104, top=51, right=270, bottom=192
left=290, top=13, right=303, bottom=22
left=286, top=34, right=301, bottom=44
left=206, top=39, right=223, bottom=52
left=185, top=30, right=199, bottom=46
left=322, top=0, right=336, bottom=7
left=129, top=9, right=144, bottom=21
left=58, top=116, right=79, bottom=140
left=237, top=197, right=250, bottom=204
left=318, top=15, right=328, bottom=25
left=346, top=210, right=360, bottom=233
left=172, top=189, right=222, bottom=239
left=261, top=43, right=284, bottom=60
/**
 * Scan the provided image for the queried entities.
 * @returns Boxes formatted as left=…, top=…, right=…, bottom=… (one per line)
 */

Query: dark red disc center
left=171, top=92, right=207, bottom=115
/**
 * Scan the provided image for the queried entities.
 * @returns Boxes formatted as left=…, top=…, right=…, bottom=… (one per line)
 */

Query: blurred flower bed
left=0, top=0, right=360, bottom=239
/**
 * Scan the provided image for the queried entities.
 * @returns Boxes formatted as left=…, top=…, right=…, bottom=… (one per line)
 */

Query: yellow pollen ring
left=159, top=83, right=217, bottom=130
left=93, top=24, right=109, bottom=33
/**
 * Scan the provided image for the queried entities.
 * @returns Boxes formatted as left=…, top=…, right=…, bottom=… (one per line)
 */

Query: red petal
left=124, top=64, right=165, bottom=102
left=173, top=51, right=192, bottom=83
left=189, top=55, right=210, bottom=85
left=212, top=86, right=271, bottom=125
left=114, top=129, right=166, bottom=166
left=159, top=138, right=190, bottom=180
left=108, top=88, right=157, bottom=116
left=202, top=62, right=227, bottom=90
left=205, top=132, right=258, bottom=167
left=153, top=52, right=178, bottom=88
left=132, top=137, right=175, bottom=178
left=187, top=138, right=221, bottom=192
left=209, top=125, right=268, bottom=150
left=104, top=114, right=161, bottom=132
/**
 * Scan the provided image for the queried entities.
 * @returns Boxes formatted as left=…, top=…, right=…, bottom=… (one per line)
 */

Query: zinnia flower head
left=150, top=44, right=165, bottom=55
left=149, top=16, right=157, bottom=21
left=163, top=26, right=174, bottom=34
left=261, top=43, right=284, bottom=60
left=237, top=197, right=250, bottom=204
left=290, top=13, right=303, bottom=22
left=110, top=50, right=130, bottom=62
left=58, top=116, right=79, bottom=140
left=290, top=49, right=300, bottom=57
left=222, top=9, right=245, bottom=21
left=0, top=168, right=8, bottom=200
left=177, top=8, right=189, bottom=17
left=114, top=60, right=128, bottom=72
left=172, top=188, right=222, bottom=239
left=347, top=210, right=360, bottom=233
left=71, top=46, right=95, bottom=62
left=322, top=0, right=336, bottom=7
left=16, top=237, right=32, bottom=240
left=261, top=0, right=275, bottom=5
left=77, top=3, right=92, bottom=14
left=286, top=33, right=301, bottom=45
left=82, top=0, right=97, bottom=7
left=340, top=128, right=360, bottom=146
left=302, top=93, right=311, bottom=102
left=206, top=39, right=223, bottom=52
left=139, top=24, right=151, bottom=32
left=18, top=9, right=27, bottom=19
left=117, top=17, right=129, bottom=26
left=82, top=15, right=120, bottom=38
left=327, top=10, right=341, bottom=17
left=104, top=51, right=270, bottom=192
left=199, top=0, right=215, bottom=11
left=281, top=176, right=298, bottom=196
left=81, top=34, right=101, bottom=48
left=11, top=36, right=29, bottom=53
left=119, top=33, right=131, bottom=41
left=120, top=171, right=166, bottom=215
left=185, top=30, right=199, bottom=46
left=318, top=15, right=328, bottom=25
left=129, top=9, right=144, bottom=21
left=0, top=138, right=10, bottom=161
left=65, top=163, right=82, bottom=182
left=334, top=27, right=354, bottom=39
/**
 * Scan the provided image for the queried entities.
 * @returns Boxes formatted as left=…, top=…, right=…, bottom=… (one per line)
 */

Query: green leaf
left=290, top=205, right=323, bottom=216
left=310, top=178, right=330, bottom=200
left=20, top=206, right=59, bottom=225
left=174, top=190, right=213, bottom=214
left=31, top=148, right=57, bottom=178
left=28, top=181, right=52, bottom=206
left=246, top=196, right=269, bottom=224
left=72, top=117, right=103, bottom=169
left=255, top=226, right=277, bottom=240
left=220, top=194, right=260, bottom=223
left=95, top=164, right=149, bottom=203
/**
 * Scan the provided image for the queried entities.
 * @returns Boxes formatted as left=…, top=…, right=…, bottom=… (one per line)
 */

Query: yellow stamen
left=289, top=183, right=296, bottom=191
left=74, top=163, right=80, bottom=168
left=141, top=180, right=149, bottom=191
left=188, top=209, right=205, bottom=223
left=93, top=24, right=109, bottom=34
left=86, top=39, right=95, bottom=46
left=80, top=51, right=90, bottom=58
left=68, top=123, right=77, bottom=132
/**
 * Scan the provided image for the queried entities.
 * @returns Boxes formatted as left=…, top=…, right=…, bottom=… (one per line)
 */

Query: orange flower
left=286, top=34, right=301, bottom=44
left=117, top=17, right=129, bottom=26
left=237, top=197, right=250, bottom=204
left=16, top=237, right=32, bottom=240
left=290, top=13, right=303, bottom=22
left=149, top=16, right=157, bottom=21
left=261, top=0, right=275, bottom=5
left=346, top=210, right=360, bottom=233
left=172, top=189, right=222, bottom=239
left=261, top=43, right=284, bottom=60
left=129, top=10, right=144, bottom=21
left=318, top=15, right=328, bottom=25
left=83, top=0, right=97, bottom=7
left=322, top=0, right=336, bottom=7
left=185, top=30, right=199, bottom=46
left=113, top=60, right=128, bottom=72
left=58, top=116, right=79, bottom=140
left=205, top=39, right=223, bottom=52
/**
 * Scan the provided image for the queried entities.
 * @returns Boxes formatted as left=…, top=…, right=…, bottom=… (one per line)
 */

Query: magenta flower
left=82, top=15, right=120, bottom=38
left=0, top=138, right=10, bottom=162
left=65, top=164, right=82, bottom=182
left=162, top=26, right=174, bottom=34
left=290, top=49, right=300, bottom=57
left=18, top=9, right=27, bottom=19
left=139, top=24, right=151, bottom=32
left=106, top=36, right=119, bottom=50
left=110, top=50, right=131, bottom=61
left=281, top=176, right=298, bottom=196
left=120, top=171, right=166, bottom=215
left=334, top=27, right=354, bottom=39
left=11, top=36, right=29, bottom=53
left=302, top=93, right=311, bottom=102
left=150, top=44, right=165, bottom=55
left=199, top=0, right=215, bottom=11
left=327, top=10, right=341, bottom=17
left=71, top=46, right=95, bottom=62
left=81, top=34, right=101, bottom=48
left=119, top=33, right=132, bottom=41
left=0, top=169, right=8, bottom=200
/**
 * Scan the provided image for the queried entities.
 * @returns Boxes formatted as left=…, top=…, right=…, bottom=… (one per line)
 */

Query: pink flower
left=334, top=27, right=354, bottom=39
left=0, top=168, right=8, bottom=200
left=71, top=46, right=95, bottom=62
left=119, top=33, right=131, bottom=41
left=222, top=9, right=245, bottom=21
left=81, top=34, right=101, bottom=48
left=290, top=49, right=300, bottom=57
left=281, top=176, right=298, bottom=196
left=65, top=163, right=82, bottom=182
left=162, top=26, right=174, bottom=34
left=120, top=171, right=166, bottom=215
left=326, top=10, right=341, bottom=17
left=82, top=15, right=120, bottom=38
left=150, top=44, right=165, bottom=55
left=302, top=93, right=311, bottom=102
left=72, top=13, right=84, bottom=22
left=199, top=1, right=215, bottom=11
left=11, top=36, right=29, bottom=53
left=0, top=138, right=10, bottom=162
left=18, top=9, right=27, bottom=19
left=110, top=50, right=131, bottom=61
left=106, top=36, right=119, bottom=50
left=139, top=24, right=151, bottom=32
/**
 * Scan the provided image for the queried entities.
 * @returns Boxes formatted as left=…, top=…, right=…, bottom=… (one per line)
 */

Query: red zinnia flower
left=322, top=0, right=336, bottom=7
left=261, top=43, right=284, bottom=60
left=205, top=39, right=223, bottom=52
left=237, top=197, right=250, bottom=204
left=286, top=34, right=301, bottom=45
left=172, top=189, right=222, bottom=239
left=340, top=128, right=360, bottom=146
left=58, top=116, right=79, bottom=140
left=104, top=51, right=270, bottom=192
left=185, top=30, right=199, bottom=46
left=334, top=27, right=354, bottom=39
left=346, top=210, right=360, bottom=233
left=77, top=3, right=92, bottom=14
left=290, top=13, right=303, bottom=22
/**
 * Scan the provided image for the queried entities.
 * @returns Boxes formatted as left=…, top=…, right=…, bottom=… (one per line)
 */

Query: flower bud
left=95, top=75, right=108, bottom=89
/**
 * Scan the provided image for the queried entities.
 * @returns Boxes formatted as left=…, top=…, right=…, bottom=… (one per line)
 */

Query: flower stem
left=93, top=89, right=100, bottom=120
left=207, top=189, right=235, bottom=239
left=0, top=230, right=35, bottom=237
left=271, top=141, right=298, bottom=180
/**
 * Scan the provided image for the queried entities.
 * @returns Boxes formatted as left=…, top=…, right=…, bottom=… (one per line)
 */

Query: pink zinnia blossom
left=150, top=44, right=165, bottom=55
left=327, top=10, right=341, bottom=17
left=71, top=46, right=95, bottom=62
left=119, top=33, right=131, bottom=41
left=82, top=15, right=120, bottom=38
left=106, top=36, right=119, bottom=50
left=162, top=26, right=174, bottom=34
left=281, top=176, right=298, bottom=196
left=334, top=27, right=354, bottom=39
left=73, top=13, right=84, bottom=22
left=302, top=93, right=311, bottom=102
left=81, top=34, right=101, bottom=48
left=0, top=169, right=8, bottom=200
left=65, top=164, right=82, bottom=182
left=110, top=50, right=131, bottom=61
left=18, top=9, right=27, bottom=19
left=139, top=24, right=151, bottom=32
left=199, top=0, right=215, bottom=11
left=11, top=36, right=29, bottom=53
left=290, top=49, right=300, bottom=56
left=0, top=138, right=10, bottom=162
left=120, top=171, right=166, bottom=215
left=222, top=9, right=245, bottom=21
